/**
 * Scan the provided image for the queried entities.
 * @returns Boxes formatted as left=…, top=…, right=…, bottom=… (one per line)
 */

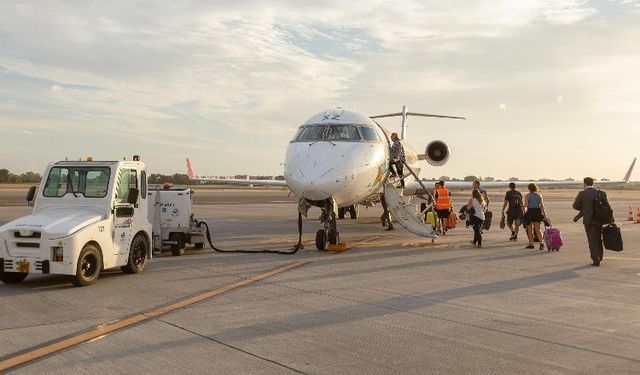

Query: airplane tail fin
left=370, top=105, right=465, bottom=140
left=186, top=158, right=196, bottom=179
left=623, top=157, right=636, bottom=183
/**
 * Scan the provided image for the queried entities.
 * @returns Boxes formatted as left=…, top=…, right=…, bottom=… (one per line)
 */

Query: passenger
left=467, top=189, right=486, bottom=247
left=389, top=133, right=405, bottom=188
left=472, top=180, right=489, bottom=210
left=523, top=183, right=547, bottom=250
left=572, top=177, right=607, bottom=266
left=502, top=182, right=524, bottom=241
left=435, top=180, right=452, bottom=235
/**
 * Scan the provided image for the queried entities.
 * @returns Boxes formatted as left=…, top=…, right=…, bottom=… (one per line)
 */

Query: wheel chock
left=327, top=243, right=348, bottom=252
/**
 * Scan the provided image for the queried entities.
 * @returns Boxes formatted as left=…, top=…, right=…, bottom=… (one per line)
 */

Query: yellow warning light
left=86, top=156, right=93, bottom=161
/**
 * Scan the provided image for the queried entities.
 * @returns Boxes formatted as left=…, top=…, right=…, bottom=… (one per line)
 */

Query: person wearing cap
left=502, top=182, right=524, bottom=241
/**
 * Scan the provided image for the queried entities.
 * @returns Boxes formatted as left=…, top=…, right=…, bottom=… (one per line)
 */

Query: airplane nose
left=286, top=159, right=338, bottom=201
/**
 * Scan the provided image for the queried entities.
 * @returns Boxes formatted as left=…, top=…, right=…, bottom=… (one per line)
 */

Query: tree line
left=0, top=169, right=42, bottom=183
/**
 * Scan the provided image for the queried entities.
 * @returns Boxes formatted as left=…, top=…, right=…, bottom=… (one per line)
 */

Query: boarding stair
left=384, top=163, right=439, bottom=239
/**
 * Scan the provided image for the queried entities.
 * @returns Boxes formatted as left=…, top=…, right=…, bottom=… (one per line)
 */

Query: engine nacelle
left=424, top=140, right=449, bottom=166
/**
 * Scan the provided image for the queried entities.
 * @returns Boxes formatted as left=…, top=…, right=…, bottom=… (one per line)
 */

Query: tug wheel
left=0, top=272, right=28, bottom=284
left=71, top=244, right=102, bottom=287
left=122, top=234, right=148, bottom=274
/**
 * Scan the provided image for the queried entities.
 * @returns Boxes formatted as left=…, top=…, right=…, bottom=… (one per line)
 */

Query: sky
left=1, top=0, right=639, bottom=180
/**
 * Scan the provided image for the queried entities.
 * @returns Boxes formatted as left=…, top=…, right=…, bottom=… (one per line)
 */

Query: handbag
left=602, top=223, right=623, bottom=252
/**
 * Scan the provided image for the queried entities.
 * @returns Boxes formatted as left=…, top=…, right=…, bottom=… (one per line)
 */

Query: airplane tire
left=194, top=242, right=204, bottom=249
left=349, top=205, right=359, bottom=219
left=315, top=230, right=327, bottom=251
left=71, top=245, right=102, bottom=287
left=338, top=208, right=346, bottom=220
left=329, top=231, right=339, bottom=245
left=0, top=272, right=28, bottom=284
left=122, top=234, right=148, bottom=274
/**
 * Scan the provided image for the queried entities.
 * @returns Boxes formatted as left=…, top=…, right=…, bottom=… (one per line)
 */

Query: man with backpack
left=502, top=182, right=524, bottom=241
left=572, top=177, right=613, bottom=266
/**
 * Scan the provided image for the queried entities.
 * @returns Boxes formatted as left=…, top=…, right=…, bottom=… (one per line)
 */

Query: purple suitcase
left=544, top=227, right=563, bottom=251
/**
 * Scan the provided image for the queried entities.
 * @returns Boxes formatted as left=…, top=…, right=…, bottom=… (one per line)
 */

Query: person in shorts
left=523, top=183, right=547, bottom=250
left=502, top=182, right=524, bottom=241
left=434, top=180, right=452, bottom=235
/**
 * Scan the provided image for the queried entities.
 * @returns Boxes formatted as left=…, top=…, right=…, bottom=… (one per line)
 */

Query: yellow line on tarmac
left=0, top=260, right=308, bottom=372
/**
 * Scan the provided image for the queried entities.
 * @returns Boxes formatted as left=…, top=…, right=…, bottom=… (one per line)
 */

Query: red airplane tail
left=186, top=158, right=196, bottom=179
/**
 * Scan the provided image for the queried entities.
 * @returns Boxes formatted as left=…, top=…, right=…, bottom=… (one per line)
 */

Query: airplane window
left=360, top=127, right=380, bottom=141
left=297, top=126, right=326, bottom=142
left=291, top=126, right=304, bottom=142
left=327, top=125, right=361, bottom=141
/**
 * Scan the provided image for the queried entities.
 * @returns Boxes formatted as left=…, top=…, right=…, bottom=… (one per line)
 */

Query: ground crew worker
left=435, top=180, right=452, bottom=235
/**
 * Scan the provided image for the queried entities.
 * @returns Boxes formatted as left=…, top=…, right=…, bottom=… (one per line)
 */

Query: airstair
left=383, top=163, right=439, bottom=239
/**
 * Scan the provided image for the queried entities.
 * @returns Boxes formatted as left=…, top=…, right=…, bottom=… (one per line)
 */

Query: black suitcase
left=483, top=211, right=493, bottom=230
left=603, top=224, right=623, bottom=252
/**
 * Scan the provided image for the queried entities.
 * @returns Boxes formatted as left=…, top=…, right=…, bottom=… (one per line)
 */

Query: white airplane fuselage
left=283, top=108, right=416, bottom=208
left=285, top=141, right=388, bottom=207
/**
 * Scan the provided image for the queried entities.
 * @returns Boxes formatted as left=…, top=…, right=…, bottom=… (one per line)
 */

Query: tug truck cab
left=0, top=159, right=152, bottom=286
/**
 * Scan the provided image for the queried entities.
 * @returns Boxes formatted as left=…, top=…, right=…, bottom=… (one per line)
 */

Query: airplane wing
left=403, top=157, right=637, bottom=193
left=186, top=158, right=288, bottom=187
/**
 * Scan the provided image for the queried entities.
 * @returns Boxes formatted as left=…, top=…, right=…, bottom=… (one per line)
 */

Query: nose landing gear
left=316, top=199, right=340, bottom=251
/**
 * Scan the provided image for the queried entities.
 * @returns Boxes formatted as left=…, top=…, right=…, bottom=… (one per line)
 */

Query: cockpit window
left=297, top=126, right=326, bottom=142
left=292, top=124, right=376, bottom=142
left=291, top=126, right=304, bottom=142
left=360, top=126, right=380, bottom=141
left=327, top=125, right=361, bottom=141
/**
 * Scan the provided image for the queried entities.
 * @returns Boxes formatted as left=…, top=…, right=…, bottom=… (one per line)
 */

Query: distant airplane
left=187, top=106, right=636, bottom=250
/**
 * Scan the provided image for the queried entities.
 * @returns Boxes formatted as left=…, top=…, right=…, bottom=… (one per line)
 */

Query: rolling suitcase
left=543, top=226, right=563, bottom=251
left=602, top=224, right=623, bottom=252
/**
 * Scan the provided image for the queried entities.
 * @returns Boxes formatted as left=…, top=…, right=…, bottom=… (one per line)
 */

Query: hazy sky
left=1, top=1, right=639, bottom=180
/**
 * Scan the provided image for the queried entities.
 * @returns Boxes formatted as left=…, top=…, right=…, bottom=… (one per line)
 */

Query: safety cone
left=628, top=207, right=635, bottom=221
left=636, top=208, right=640, bottom=224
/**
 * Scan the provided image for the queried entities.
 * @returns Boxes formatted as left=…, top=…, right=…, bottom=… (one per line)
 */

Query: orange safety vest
left=435, top=187, right=452, bottom=210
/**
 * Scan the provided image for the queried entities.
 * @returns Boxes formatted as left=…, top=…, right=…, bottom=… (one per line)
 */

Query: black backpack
left=593, top=190, right=613, bottom=224
left=509, top=191, right=522, bottom=208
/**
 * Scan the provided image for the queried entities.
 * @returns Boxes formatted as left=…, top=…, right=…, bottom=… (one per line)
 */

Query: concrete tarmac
left=0, top=186, right=639, bottom=374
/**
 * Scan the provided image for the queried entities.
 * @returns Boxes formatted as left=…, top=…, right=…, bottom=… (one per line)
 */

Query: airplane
left=187, top=106, right=636, bottom=250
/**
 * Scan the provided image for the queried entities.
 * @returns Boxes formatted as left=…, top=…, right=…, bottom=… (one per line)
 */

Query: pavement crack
left=157, top=318, right=308, bottom=375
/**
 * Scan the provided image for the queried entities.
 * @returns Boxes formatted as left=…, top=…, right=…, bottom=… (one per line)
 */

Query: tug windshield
left=43, top=167, right=111, bottom=198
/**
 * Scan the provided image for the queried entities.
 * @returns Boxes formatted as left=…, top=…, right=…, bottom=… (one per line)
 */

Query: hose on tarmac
left=195, top=212, right=304, bottom=254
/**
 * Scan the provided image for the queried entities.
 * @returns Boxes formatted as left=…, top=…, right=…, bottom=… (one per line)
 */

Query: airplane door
left=113, top=168, right=139, bottom=258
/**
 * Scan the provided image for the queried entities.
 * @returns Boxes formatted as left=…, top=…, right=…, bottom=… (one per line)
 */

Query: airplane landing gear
left=317, top=199, right=339, bottom=251
left=337, top=204, right=359, bottom=220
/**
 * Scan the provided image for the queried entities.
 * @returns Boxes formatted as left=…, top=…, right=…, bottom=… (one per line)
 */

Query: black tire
left=169, top=233, right=185, bottom=256
left=0, top=272, right=28, bottom=284
left=349, top=205, right=359, bottom=219
left=315, top=229, right=327, bottom=251
left=194, top=242, right=204, bottom=250
left=337, top=208, right=346, bottom=220
left=329, top=230, right=340, bottom=245
left=71, top=244, right=102, bottom=287
left=122, top=234, right=148, bottom=274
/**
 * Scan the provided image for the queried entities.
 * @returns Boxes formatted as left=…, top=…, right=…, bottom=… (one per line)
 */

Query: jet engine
left=424, top=140, right=449, bottom=166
